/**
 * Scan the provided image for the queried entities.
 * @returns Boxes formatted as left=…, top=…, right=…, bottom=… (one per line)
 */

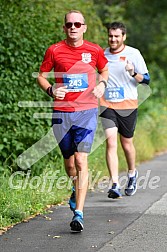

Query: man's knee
left=122, top=138, right=134, bottom=152
left=75, top=152, right=88, bottom=171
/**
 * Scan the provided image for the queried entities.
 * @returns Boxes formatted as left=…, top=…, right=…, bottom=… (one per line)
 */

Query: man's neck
left=65, top=39, right=83, bottom=47
left=110, top=44, right=125, bottom=54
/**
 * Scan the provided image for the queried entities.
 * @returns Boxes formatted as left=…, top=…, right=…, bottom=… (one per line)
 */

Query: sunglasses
left=65, top=22, right=85, bottom=29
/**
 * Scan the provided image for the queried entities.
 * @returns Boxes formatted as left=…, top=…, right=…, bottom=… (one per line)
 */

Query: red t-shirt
left=40, top=40, right=108, bottom=112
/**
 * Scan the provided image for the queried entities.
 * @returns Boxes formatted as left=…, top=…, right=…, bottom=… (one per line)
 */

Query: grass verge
left=0, top=104, right=167, bottom=232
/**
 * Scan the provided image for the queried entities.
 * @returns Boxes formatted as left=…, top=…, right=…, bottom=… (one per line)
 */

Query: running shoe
left=70, top=211, right=84, bottom=232
left=125, top=170, right=138, bottom=196
left=108, top=183, right=122, bottom=199
left=69, top=187, right=76, bottom=212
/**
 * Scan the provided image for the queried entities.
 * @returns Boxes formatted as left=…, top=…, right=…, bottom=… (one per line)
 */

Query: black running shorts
left=100, top=106, right=138, bottom=138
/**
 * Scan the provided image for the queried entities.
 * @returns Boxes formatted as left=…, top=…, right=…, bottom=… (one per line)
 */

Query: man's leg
left=120, top=135, right=136, bottom=173
left=65, top=108, right=97, bottom=232
left=64, top=156, right=77, bottom=212
left=105, top=127, right=119, bottom=184
left=105, top=127, right=122, bottom=198
left=64, top=152, right=88, bottom=212
left=64, top=155, right=77, bottom=179
left=74, top=152, right=88, bottom=212
left=120, top=135, right=138, bottom=196
left=69, top=152, right=88, bottom=232
left=118, top=108, right=138, bottom=174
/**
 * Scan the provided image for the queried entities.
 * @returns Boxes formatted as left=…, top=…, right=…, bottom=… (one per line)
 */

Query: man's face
left=108, top=28, right=126, bottom=52
left=63, top=13, right=87, bottom=42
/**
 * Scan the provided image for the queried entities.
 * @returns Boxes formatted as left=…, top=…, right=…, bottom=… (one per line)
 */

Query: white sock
left=110, top=177, right=119, bottom=187
left=128, top=170, right=136, bottom=178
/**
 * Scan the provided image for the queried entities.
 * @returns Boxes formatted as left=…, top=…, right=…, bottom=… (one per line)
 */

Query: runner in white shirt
left=100, top=21, right=150, bottom=198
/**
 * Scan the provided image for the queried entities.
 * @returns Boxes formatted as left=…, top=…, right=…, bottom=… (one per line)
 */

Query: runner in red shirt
left=37, top=10, right=108, bottom=232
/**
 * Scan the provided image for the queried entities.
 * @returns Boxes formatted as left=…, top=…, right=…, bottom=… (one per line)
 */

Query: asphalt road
left=1, top=153, right=167, bottom=252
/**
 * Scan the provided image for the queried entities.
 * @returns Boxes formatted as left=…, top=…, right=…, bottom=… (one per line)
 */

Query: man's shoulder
left=83, top=40, right=103, bottom=51
left=104, top=47, right=110, bottom=53
left=47, top=40, right=66, bottom=51
left=125, top=45, right=140, bottom=54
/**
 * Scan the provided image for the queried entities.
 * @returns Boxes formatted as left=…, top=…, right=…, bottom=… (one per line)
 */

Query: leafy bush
left=0, top=1, right=57, bottom=173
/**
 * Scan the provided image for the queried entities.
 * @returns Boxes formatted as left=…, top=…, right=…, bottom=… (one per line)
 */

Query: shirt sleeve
left=96, top=46, right=108, bottom=71
left=40, top=47, right=54, bottom=72
left=134, top=49, right=148, bottom=74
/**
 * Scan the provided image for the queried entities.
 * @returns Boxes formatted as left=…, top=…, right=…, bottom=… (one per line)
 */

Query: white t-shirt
left=101, top=45, right=148, bottom=109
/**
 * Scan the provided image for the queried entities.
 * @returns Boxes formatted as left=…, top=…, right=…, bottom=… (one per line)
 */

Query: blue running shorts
left=52, top=108, right=98, bottom=159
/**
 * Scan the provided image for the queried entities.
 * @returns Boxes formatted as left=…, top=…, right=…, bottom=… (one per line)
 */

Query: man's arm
left=37, top=71, right=51, bottom=92
left=37, top=71, right=68, bottom=100
left=98, top=66, right=109, bottom=87
left=125, top=61, right=150, bottom=85
left=92, top=66, right=109, bottom=98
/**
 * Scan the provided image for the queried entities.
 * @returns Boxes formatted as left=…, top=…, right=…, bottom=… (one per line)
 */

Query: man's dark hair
left=106, top=22, right=127, bottom=35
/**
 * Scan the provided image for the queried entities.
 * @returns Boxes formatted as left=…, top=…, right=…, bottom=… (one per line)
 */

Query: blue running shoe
left=125, top=170, right=138, bottom=196
left=108, top=183, right=122, bottom=199
left=69, top=187, right=76, bottom=212
left=70, top=211, right=84, bottom=232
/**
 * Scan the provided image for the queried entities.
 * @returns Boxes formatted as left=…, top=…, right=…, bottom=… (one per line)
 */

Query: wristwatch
left=132, top=72, right=137, bottom=77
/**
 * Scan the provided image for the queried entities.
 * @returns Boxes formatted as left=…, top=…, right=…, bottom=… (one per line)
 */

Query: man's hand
left=125, top=60, right=135, bottom=76
left=53, top=86, right=68, bottom=100
left=92, top=82, right=105, bottom=98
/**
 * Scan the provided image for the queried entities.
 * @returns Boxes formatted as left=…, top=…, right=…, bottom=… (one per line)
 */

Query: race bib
left=63, top=73, right=88, bottom=92
left=104, top=87, right=124, bottom=102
